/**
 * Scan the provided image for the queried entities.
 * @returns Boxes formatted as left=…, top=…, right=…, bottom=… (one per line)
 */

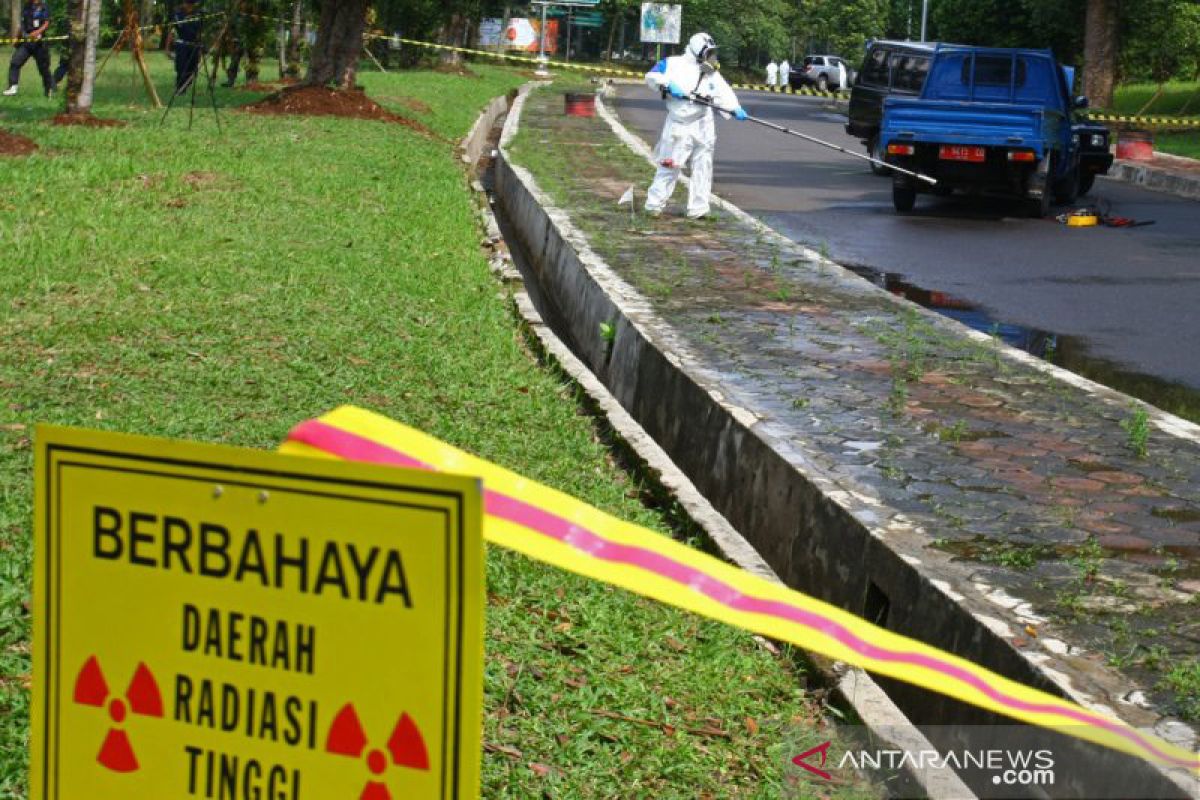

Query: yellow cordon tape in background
left=0, top=34, right=68, bottom=44
left=1081, top=112, right=1200, bottom=128
left=365, top=32, right=849, bottom=98
left=1, top=13, right=222, bottom=47
left=280, top=406, right=1200, bottom=776
left=369, top=33, right=641, bottom=78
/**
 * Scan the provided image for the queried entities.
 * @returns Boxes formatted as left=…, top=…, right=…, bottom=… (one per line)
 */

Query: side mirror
left=1074, top=96, right=1089, bottom=109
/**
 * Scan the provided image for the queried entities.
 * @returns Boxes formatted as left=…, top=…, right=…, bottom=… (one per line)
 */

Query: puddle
left=846, top=266, right=1200, bottom=425
left=920, top=420, right=1010, bottom=442
left=1068, top=458, right=1116, bottom=473
left=1151, top=507, right=1200, bottom=524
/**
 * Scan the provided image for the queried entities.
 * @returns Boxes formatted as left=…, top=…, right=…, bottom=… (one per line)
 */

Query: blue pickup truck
left=880, top=45, right=1107, bottom=216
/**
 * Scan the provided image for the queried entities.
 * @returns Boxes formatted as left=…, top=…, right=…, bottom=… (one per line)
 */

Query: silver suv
left=791, top=55, right=854, bottom=91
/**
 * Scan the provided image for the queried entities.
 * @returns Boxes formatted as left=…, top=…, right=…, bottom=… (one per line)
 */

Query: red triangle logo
left=97, top=728, right=139, bottom=772
left=360, top=781, right=392, bottom=800
left=126, top=663, right=163, bottom=718
left=73, top=656, right=109, bottom=707
left=326, top=703, right=368, bottom=758
left=387, top=713, right=429, bottom=771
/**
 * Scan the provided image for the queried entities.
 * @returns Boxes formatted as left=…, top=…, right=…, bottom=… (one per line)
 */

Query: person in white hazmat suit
left=644, top=32, right=747, bottom=219
left=779, top=59, right=791, bottom=89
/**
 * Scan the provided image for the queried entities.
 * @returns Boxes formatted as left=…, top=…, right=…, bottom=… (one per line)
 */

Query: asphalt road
left=614, top=85, right=1200, bottom=398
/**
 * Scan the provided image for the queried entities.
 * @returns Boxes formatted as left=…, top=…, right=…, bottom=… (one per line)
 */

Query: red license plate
left=939, top=145, right=986, bottom=162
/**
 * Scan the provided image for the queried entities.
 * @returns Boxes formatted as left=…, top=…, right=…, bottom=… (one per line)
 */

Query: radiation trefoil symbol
left=73, top=656, right=164, bottom=772
left=326, top=703, right=430, bottom=800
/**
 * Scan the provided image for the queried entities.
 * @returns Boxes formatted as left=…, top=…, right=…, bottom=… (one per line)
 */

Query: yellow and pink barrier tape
left=281, top=405, right=1199, bottom=776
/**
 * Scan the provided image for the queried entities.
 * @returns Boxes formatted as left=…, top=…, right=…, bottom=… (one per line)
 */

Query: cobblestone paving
left=506, top=85, right=1200, bottom=719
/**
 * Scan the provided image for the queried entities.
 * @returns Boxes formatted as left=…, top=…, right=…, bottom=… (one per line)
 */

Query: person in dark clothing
left=166, top=0, right=203, bottom=95
left=52, top=53, right=68, bottom=87
left=4, top=0, right=54, bottom=97
left=219, top=32, right=244, bottom=87
left=220, top=5, right=267, bottom=88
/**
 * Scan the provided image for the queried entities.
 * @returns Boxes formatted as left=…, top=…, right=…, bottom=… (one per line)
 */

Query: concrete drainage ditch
left=468, top=82, right=1199, bottom=798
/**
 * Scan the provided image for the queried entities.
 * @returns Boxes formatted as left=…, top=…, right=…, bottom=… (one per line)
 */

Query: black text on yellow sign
left=32, top=426, right=484, bottom=799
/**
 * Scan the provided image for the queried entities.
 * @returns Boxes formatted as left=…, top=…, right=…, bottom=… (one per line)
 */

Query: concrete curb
left=1106, top=154, right=1200, bottom=201
left=459, top=93, right=509, bottom=167
left=493, top=85, right=1199, bottom=798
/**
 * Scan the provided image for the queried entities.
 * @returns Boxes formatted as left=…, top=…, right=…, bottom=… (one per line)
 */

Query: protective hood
left=686, top=32, right=717, bottom=65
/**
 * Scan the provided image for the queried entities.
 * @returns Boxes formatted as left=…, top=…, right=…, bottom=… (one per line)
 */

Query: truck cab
left=880, top=45, right=1092, bottom=216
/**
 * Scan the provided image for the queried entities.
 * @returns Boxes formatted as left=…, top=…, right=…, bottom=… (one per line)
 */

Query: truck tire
left=1078, top=172, right=1096, bottom=196
left=1028, top=185, right=1051, bottom=218
left=893, top=179, right=917, bottom=212
left=1027, top=158, right=1052, bottom=218
left=1053, top=164, right=1079, bottom=205
left=868, top=135, right=891, bottom=176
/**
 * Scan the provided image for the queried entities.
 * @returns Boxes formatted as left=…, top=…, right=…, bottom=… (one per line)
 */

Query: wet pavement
left=845, top=267, right=1200, bottom=424
left=504, top=85, right=1200, bottom=726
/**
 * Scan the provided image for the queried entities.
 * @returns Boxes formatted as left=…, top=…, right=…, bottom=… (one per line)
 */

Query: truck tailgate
left=882, top=98, right=1046, bottom=152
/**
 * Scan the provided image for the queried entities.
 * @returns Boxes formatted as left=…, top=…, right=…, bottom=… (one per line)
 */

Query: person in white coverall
left=644, top=32, right=747, bottom=219
left=779, top=59, right=791, bottom=89
left=766, top=59, right=778, bottom=87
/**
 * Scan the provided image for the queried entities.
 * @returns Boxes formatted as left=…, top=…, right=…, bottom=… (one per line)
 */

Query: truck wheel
left=1028, top=187, right=1050, bottom=218
left=893, top=180, right=917, bottom=212
left=1053, top=164, right=1079, bottom=204
left=868, top=135, right=891, bottom=176
left=1078, top=172, right=1096, bottom=196
left=817, top=75, right=829, bottom=92
left=1027, top=159, right=1052, bottom=218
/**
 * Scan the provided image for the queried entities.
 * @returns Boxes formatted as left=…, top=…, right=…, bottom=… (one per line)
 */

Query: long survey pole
left=687, top=93, right=937, bottom=185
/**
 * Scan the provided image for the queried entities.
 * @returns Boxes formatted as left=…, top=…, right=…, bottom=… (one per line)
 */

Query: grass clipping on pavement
left=0, top=60, right=878, bottom=798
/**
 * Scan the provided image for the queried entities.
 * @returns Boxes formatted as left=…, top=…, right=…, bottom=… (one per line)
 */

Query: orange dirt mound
left=243, top=85, right=440, bottom=138
left=0, top=129, right=37, bottom=156
left=52, top=112, right=125, bottom=128
left=236, top=81, right=284, bottom=92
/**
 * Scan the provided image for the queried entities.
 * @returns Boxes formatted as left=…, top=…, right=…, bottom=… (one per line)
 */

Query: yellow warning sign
left=31, top=425, right=484, bottom=800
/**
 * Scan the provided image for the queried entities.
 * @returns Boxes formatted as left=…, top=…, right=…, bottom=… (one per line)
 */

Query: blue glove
left=667, top=81, right=688, bottom=99
left=733, top=107, right=748, bottom=121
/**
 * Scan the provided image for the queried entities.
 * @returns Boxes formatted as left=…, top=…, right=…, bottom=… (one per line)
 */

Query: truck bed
left=882, top=97, right=1050, bottom=154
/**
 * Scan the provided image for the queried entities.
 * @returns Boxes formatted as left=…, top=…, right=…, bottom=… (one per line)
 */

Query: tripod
left=95, top=0, right=162, bottom=107
left=159, top=7, right=231, bottom=131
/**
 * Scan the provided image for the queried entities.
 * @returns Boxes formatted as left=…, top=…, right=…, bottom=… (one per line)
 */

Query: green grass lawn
left=0, top=55, right=876, bottom=798
left=1112, top=79, right=1200, bottom=118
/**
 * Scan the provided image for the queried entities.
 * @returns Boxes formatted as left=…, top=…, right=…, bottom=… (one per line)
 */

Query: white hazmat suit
left=644, top=32, right=745, bottom=219
left=779, top=59, right=791, bottom=88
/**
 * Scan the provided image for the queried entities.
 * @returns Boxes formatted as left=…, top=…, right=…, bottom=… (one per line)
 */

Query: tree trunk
left=9, top=0, right=19, bottom=41
left=605, top=14, right=616, bottom=61
left=304, top=0, right=368, bottom=88
left=65, top=0, right=100, bottom=113
left=284, top=0, right=303, bottom=78
left=438, top=13, right=467, bottom=67
left=65, top=0, right=86, bottom=109
left=276, top=22, right=286, bottom=75
left=1082, top=0, right=1118, bottom=108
